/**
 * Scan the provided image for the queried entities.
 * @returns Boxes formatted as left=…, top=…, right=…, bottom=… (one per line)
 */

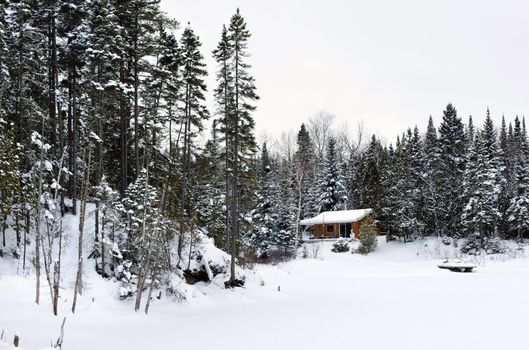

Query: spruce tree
left=224, top=9, right=259, bottom=285
left=422, top=116, right=442, bottom=235
left=274, top=160, right=298, bottom=253
left=177, top=24, right=209, bottom=264
left=293, top=123, right=316, bottom=235
left=359, top=135, right=384, bottom=211
left=318, top=137, right=347, bottom=212
left=507, top=155, right=529, bottom=241
left=461, top=112, right=502, bottom=242
left=437, top=103, right=466, bottom=236
left=250, top=143, right=277, bottom=258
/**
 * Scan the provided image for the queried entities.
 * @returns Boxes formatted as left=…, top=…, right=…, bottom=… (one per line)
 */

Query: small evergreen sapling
left=331, top=238, right=350, bottom=253
left=357, top=216, right=377, bottom=254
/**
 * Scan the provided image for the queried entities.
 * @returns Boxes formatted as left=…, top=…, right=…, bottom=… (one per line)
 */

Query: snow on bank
left=1, top=237, right=529, bottom=350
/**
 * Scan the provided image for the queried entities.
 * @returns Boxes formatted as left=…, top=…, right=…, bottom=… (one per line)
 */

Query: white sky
left=160, top=0, right=529, bottom=143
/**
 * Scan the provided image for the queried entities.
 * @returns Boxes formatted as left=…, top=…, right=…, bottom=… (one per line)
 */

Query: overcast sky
left=160, top=0, right=529, bottom=144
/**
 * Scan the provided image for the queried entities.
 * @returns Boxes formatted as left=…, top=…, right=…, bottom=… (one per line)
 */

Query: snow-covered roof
left=299, top=209, right=373, bottom=225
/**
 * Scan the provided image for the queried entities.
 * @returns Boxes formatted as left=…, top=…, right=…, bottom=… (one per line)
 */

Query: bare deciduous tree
left=308, top=110, right=335, bottom=164
left=337, top=120, right=366, bottom=159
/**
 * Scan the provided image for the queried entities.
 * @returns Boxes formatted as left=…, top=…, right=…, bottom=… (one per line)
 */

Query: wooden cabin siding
left=311, top=214, right=377, bottom=239
left=352, top=221, right=360, bottom=238
left=313, top=223, right=340, bottom=238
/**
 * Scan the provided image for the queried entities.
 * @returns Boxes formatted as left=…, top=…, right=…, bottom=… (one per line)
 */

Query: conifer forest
left=0, top=1, right=528, bottom=349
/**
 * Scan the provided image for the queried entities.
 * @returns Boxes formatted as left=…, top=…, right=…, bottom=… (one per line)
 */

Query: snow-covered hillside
left=1, top=235, right=528, bottom=350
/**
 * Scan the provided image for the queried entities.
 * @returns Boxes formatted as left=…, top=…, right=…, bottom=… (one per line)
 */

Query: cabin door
left=340, top=223, right=352, bottom=238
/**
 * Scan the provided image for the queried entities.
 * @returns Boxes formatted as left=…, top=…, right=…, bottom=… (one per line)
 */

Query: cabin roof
left=299, top=209, right=373, bottom=225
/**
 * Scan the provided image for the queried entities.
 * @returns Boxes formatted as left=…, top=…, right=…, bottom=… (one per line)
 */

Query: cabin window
left=326, top=224, right=334, bottom=233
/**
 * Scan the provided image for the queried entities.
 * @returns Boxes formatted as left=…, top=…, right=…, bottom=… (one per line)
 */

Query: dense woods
left=1, top=0, right=528, bottom=316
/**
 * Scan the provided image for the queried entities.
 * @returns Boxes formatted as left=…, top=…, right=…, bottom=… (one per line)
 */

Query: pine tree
left=318, top=137, right=347, bottom=212
left=274, top=160, right=298, bottom=254
left=250, top=143, right=277, bottom=258
left=438, top=103, right=466, bottom=237
left=461, top=112, right=502, bottom=242
left=497, top=115, right=512, bottom=238
left=292, top=123, right=316, bottom=235
left=422, top=116, right=442, bottom=236
left=0, top=1, right=8, bottom=105
left=224, top=8, right=259, bottom=285
left=357, top=216, right=377, bottom=254
left=359, top=135, right=384, bottom=211
left=177, top=24, right=209, bottom=264
left=117, top=168, right=168, bottom=308
left=195, top=130, right=227, bottom=249
left=507, top=155, right=529, bottom=241
left=0, top=118, right=21, bottom=248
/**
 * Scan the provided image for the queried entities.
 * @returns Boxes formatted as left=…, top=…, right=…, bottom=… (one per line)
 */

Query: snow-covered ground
left=1, top=235, right=528, bottom=350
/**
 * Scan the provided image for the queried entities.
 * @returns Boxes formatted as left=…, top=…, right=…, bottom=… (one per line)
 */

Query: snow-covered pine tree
left=438, top=103, right=467, bottom=237
left=292, top=123, right=316, bottom=236
left=4, top=0, right=48, bottom=146
left=507, top=155, right=529, bottom=242
left=318, top=137, right=347, bottom=212
left=92, top=177, right=121, bottom=277
left=177, top=24, right=209, bottom=264
left=345, top=153, right=362, bottom=210
left=461, top=112, right=502, bottom=242
left=422, top=116, right=442, bottom=236
left=274, top=160, right=299, bottom=254
left=225, top=8, right=259, bottom=285
left=0, top=1, right=7, bottom=105
left=118, top=168, right=167, bottom=307
left=250, top=143, right=277, bottom=258
left=391, top=129, right=425, bottom=241
left=497, top=116, right=513, bottom=238
left=358, top=135, right=384, bottom=212
left=195, top=130, right=227, bottom=250
left=380, top=143, right=398, bottom=236
left=0, top=117, right=20, bottom=249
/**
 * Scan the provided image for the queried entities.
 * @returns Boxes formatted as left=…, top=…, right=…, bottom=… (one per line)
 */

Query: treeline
left=274, top=105, right=529, bottom=246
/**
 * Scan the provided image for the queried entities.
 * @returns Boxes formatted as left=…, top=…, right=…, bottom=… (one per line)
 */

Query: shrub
left=461, top=236, right=507, bottom=255
left=357, top=216, right=377, bottom=255
left=331, top=238, right=350, bottom=253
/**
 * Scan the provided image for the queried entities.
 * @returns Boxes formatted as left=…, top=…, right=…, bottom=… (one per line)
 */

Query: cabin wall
left=311, top=214, right=378, bottom=239
left=313, top=223, right=340, bottom=238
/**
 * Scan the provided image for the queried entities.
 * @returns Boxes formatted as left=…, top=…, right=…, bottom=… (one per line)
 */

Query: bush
left=461, top=236, right=507, bottom=255
left=331, top=238, right=350, bottom=253
left=357, top=216, right=377, bottom=255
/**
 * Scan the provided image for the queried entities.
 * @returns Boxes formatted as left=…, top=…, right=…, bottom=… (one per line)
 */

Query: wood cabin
left=299, top=209, right=375, bottom=239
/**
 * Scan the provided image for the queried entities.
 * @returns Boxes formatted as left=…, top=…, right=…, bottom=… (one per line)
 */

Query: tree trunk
left=177, top=84, right=191, bottom=267
left=144, top=271, right=155, bottom=315
left=229, top=41, right=241, bottom=284
left=135, top=168, right=150, bottom=312
left=133, top=27, right=140, bottom=178
left=48, top=8, right=58, bottom=148
left=35, top=147, right=44, bottom=305
left=23, top=211, right=29, bottom=271
left=72, top=147, right=92, bottom=313
left=15, top=216, right=20, bottom=248
left=95, top=201, right=99, bottom=273
left=119, top=63, right=128, bottom=195
left=101, top=207, right=105, bottom=277
left=2, top=214, right=6, bottom=247
left=71, top=72, right=78, bottom=214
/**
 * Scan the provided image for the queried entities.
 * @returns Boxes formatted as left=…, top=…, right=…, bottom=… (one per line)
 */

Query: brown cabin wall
left=313, top=223, right=340, bottom=238
left=311, top=214, right=378, bottom=239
